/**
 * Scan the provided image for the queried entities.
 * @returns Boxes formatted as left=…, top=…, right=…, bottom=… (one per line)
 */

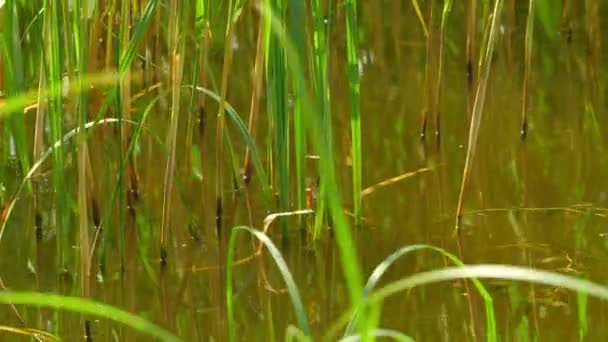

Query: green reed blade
left=265, top=0, right=290, bottom=225
left=214, top=0, right=243, bottom=245
left=1, top=1, right=31, bottom=188
left=184, top=0, right=208, bottom=183
left=288, top=0, right=306, bottom=215
left=344, top=0, right=362, bottom=225
left=371, top=264, right=608, bottom=308
left=44, top=0, right=69, bottom=268
left=259, top=3, right=365, bottom=334
left=309, top=0, right=333, bottom=238
left=0, top=115, right=163, bottom=245
left=328, top=264, right=608, bottom=341
left=226, top=226, right=311, bottom=341
left=455, top=0, right=503, bottom=228
left=432, top=0, right=453, bottom=136
left=71, top=0, right=92, bottom=302
left=118, top=0, right=157, bottom=77
left=85, top=0, right=156, bottom=124
left=115, top=0, right=131, bottom=272
left=344, top=244, right=496, bottom=342
left=91, top=0, right=157, bottom=271
left=192, top=86, right=271, bottom=206
left=160, top=0, right=184, bottom=260
left=0, top=291, right=181, bottom=342
left=578, top=290, right=589, bottom=340
left=410, top=0, right=429, bottom=37
left=521, top=0, right=535, bottom=139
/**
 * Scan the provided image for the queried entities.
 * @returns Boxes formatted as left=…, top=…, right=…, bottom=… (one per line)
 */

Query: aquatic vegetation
left=0, top=0, right=607, bottom=340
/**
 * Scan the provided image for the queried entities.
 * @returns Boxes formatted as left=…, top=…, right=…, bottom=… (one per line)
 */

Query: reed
left=420, top=0, right=435, bottom=138
left=44, top=0, right=69, bottom=271
left=160, top=0, right=184, bottom=266
left=1, top=0, right=31, bottom=185
left=433, top=0, right=453, bottom=139
left=1, top=1, right=606, bottom=340
left=521, top=0, right=535, bottom=140
left=309, top=0, right=332, bottom=239
left=344, top=0, right=362, bottom=225
left=265, top=0, right=291, bottom=242
left=288, top=0, right=306, bottom=216
left=455, top=0, right=504, bottom=229
left=243, top=11, right=265, bottom=185
left=70, top=0, right=92, bottom=337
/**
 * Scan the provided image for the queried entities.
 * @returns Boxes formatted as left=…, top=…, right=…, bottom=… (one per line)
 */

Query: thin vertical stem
left=244, top=13, right=265, bottom=185
left=345, top=0, right=362, bottom=225
left=288, top=0, right=306, bottom=214
left=45, top=0, right=67, bottom=269
left=433, top=0, right=453, bottom=139
left=466, top=0, right=478, bottom=90
left=456, top=0, right=504, bottom=230
left=160, top=0, right=184, bottom=266
left=521, top=0, right=535, bottom=140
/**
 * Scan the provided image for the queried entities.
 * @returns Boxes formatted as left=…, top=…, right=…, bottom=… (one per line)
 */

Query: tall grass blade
left=455, top=0, right=504, bottom=230
left=410, top=0, right=429, bottom=37
left=215, top=0, right=244, bottom=243
left=44, top=0, right=69, bottom=269
left=344, top=0, right=362, bottom=225
left=243, top=17, right=265, bottom=185
left=0, top=291, right=181, bottom=342
left=420, top=0, right=435, bottom=138
left=344, top=244, right=496, bottom=341
left=520, top=0, right=535, bottom=140
left=265, top=0, right=290, bottom=229
left=160, top=0, right=184, bottom=265
left=1, top=0, right=31, bottom=184
left=192, top=85, right=271, bottom=205
left=259, top=3, right=366, bottom=334
left=0, top=117, right=159, bottom=243
left=433, top=0, right=453, bottom=138
left=309, top=0, right=332, bottom=239
left=288, top=0, right=306, bottom=215
left=369, top=264, right=608, bottom=305
left=71, top=1, right=93, bottom=337
left=466, top=0, right=478, bottom=87
left=226, top=226, right=311, bottom=341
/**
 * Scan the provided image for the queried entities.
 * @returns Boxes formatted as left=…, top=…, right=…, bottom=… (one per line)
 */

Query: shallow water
left=2, top=1, right=608, bottom=341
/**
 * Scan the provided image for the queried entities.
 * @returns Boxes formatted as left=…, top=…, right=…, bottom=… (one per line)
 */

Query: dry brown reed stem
left=33, top=69, right=47, bottom=167
left=215, top=11, right=238, bottom=240
left=192, top=210, right=314, bottom=273
left=466, top=205, right=608, bottom=219
left=455, top=3, right=503, bottom=232
left=360, top=167, right=434, bottom=199
left=433, top=0, right=449, bottom=139
left=243, top=14, right=265, bottom=184
left=104, top=0, right=116, bottom=72
left=420, top=0, right=435, bottom=138
left=585, top=0, right=601, bottom=106
left=160, top=0, right=183, bottom=263
left=521, top=0, right=535, bottom=139
left=466, top=0, right=478, bottom=90
left=455, top=3, right=505, bottom=340
left=32, top=68, right=47, bottom=245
